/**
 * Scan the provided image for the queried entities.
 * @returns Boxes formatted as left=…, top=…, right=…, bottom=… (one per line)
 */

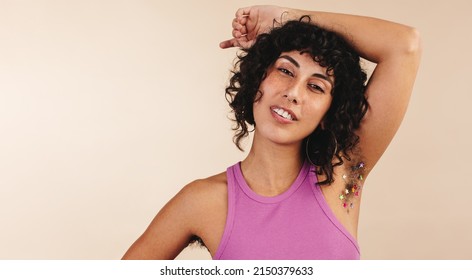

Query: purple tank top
left=213, top=160, right=360, bottom=260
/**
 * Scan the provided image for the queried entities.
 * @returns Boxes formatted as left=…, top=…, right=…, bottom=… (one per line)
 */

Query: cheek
left=306, top=98, right=332, bottom=122
left=320, top=100, right=332, bottom=115
left=254, top=89, right=264, bottom=104
left=252, top=93, right=267, bottom=124
left=258, top=71, right=285, bottom=94
left=254, top=80, right=275, bottom=106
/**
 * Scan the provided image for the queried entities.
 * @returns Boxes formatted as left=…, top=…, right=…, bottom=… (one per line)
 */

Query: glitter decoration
left=339, top=161, right=366, bottom=213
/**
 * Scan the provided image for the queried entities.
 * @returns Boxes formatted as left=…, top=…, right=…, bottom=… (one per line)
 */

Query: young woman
left=122, top=5, right=421, bottom=260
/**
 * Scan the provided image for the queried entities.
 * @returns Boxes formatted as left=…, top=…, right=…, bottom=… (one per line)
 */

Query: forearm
left=283, top=8, right=421, bottom=63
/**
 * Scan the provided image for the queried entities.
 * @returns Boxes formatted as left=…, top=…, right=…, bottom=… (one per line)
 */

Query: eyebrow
left=278, top=55, right=334, bottom=87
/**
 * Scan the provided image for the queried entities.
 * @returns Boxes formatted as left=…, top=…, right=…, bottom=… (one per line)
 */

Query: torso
left=191, top=163, right=362, bottom=258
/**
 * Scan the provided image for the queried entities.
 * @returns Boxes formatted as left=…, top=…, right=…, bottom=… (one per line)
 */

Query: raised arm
left=221, top=6, right=422, bottom=171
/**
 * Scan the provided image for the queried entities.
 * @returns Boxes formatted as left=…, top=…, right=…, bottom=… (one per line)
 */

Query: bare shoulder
left=191, top=171, right=227, bottom=195
left=176, top=171, right=229, bottom=231
left=180, top=171, right=229, bottom=255
left=153, top=172, right=228, bottom=235
left=122, top=171, right=228, bottom=259
left=181, top=171, right=228, bottom=209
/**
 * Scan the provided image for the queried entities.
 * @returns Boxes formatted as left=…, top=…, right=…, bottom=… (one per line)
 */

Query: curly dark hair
left=225, top=16, right=368, bottom=185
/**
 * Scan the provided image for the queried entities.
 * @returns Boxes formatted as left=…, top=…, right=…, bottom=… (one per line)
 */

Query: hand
left=219, top=5, right=287, bottom=49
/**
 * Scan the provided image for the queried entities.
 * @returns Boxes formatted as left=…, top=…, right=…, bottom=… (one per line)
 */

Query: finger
left=238, top=40, right=253, bottom=49
left=238, top=15, right=248, bottom=25
left=232, top=20, right=243, bottom=31
left=239, top=25, right=248, bottom=36
left=219, top=38, right=237, bottom=49
left=235, top=6, right=251, bottom=18
left=232, top=17, right=239, bottom=29
left=233, top=28, right=247, bottom=38
left=232, top=17, right=248, bottom=30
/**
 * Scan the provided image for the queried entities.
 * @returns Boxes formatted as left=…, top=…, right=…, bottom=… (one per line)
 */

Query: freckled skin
left=253, top=51, right=333, bottom=147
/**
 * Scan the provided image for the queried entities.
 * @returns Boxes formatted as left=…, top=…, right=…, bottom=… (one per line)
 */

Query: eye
left=308, top=83, right=325, bottom=94
left=277, top=67, right=294, bottom=77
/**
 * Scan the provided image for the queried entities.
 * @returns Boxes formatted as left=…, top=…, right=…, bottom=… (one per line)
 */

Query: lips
left=270, top=105, right=298, bottom=121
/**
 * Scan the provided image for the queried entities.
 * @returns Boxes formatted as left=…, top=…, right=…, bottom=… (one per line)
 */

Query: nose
left=284, top=94, right=297, bottom=104
left=283, top=83, right=302, bottom=104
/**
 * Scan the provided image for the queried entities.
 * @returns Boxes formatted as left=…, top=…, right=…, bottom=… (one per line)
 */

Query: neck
left=240, top=132, right=305, bottom=196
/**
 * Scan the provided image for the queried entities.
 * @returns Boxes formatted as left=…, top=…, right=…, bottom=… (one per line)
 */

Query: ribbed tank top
left=213, top=160, right=360, bottom=260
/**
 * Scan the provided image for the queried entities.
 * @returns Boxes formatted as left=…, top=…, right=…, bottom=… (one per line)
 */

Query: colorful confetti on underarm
left=339, top=161, right=366, bottom=213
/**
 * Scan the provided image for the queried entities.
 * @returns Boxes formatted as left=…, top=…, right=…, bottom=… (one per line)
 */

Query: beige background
left=0, top=0, right=470, bottom=259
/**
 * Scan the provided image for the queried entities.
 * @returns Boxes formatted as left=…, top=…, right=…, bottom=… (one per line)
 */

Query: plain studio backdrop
left=0, top=0, right=471, bottom=259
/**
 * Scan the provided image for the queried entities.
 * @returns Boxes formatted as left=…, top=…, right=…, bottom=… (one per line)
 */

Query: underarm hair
left=189, top=235, right=207, bottom=249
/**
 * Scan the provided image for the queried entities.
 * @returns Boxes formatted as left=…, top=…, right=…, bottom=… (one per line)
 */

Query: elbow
left=403, top=27, right=422, bottom=56
left=380, top=27, right=422, bottom=63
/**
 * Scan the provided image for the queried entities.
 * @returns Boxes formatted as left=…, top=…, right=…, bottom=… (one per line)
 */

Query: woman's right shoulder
left=121, top=171, right=229, bottom=259
left=177, top=171, right=229, bottom=209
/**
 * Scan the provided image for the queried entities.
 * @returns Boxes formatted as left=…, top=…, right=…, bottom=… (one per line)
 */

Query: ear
left=320, top=119, right=326, bottom=130
left=320, top=114, right=331, bottom=130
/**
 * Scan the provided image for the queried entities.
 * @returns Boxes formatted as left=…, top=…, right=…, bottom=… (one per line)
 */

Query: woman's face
left=253, top=50, right=334, bottom=146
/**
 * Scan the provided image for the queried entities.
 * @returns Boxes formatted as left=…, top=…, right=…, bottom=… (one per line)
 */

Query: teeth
left=273, top=108, right=293, bottom=120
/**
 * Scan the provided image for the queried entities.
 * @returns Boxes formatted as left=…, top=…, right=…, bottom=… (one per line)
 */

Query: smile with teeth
left=272, top=107, right=295, bottom=121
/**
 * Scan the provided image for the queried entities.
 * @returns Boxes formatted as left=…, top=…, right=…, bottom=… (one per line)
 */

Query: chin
left=256, top=130, right=304, bottom=147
